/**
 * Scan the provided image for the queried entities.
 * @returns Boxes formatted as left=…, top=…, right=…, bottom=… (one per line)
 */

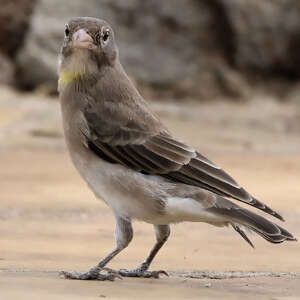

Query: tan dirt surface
left=0, top=86, right=300, bottom=299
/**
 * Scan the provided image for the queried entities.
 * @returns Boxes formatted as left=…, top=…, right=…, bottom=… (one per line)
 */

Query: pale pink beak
left=72, top=29, right=94, bottom=50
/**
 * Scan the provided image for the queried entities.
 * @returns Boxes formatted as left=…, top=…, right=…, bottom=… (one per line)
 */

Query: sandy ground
left=0, top=86, right=300, bottom=299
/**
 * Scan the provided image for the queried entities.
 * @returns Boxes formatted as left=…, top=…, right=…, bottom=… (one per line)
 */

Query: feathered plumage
left=58, top=17, right=296, bottom=281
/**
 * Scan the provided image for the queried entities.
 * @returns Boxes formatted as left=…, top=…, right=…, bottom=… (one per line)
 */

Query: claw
left=151, top=270, right=168, bottom=278
left=59, top=270, right=69, bottom=278
left=157, top=270, right=169, bottom=277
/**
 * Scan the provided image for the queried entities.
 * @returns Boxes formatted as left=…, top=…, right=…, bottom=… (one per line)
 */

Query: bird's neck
left=58, top=50, right=99, bottom=91
left=58, top=68, right=82, bottom=87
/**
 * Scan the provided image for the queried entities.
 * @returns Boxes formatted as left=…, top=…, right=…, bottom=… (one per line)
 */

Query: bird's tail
left=209, top=198, right=296, bottom=248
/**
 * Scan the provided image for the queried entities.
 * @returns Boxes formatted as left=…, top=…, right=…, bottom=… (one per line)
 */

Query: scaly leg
left=61, top=216, right=133, bottom=280
left=118, top=224, right=170, bottom=278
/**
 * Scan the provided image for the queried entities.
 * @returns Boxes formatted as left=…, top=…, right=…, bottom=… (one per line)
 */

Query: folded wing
left=79, top=98, right=283, bottom=221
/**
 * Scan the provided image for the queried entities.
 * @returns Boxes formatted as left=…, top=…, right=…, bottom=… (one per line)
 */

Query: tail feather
left=234, top=208, right=296, bottom=244
left=209, top=199, right=296, bottom=247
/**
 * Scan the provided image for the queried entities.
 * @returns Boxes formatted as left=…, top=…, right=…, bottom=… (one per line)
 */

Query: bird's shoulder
left=80, top=65, right=169, bottom=145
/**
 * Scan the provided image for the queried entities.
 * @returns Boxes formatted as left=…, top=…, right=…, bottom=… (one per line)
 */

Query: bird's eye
left=103, top=30, right=110, bottom=43
left=65, top=25, right=70, bottom=37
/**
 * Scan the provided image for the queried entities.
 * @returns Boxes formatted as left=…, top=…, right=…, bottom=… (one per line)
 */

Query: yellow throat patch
left=58, top=69, right=82, bottom=90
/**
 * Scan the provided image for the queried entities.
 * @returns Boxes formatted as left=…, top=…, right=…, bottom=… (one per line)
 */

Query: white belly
left=70, top=149, right=169, bottom=222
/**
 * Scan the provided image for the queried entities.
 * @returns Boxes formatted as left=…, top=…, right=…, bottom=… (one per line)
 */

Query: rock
left=285, top=82, right=300, bottom=104
left=0, top=53, right=14, bottom=85
left=0, top=0, right=37, bottom=59
left=219, top=0, right=300, bottom=77
left=0, top=0, right=36, bottom=86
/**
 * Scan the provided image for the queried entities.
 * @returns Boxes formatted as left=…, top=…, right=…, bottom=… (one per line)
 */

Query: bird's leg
left=61, top=216, right=133, bottom=280
left=118, top=224, right=170, bottom=278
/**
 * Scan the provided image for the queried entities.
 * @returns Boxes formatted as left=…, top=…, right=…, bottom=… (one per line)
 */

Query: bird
left=58, top=17, right=296, bottom=281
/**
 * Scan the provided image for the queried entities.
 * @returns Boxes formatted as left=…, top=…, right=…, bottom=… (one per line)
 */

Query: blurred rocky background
left=1, top=0, right=300, bottom=101
left=1, top=0, right=300, bottom=153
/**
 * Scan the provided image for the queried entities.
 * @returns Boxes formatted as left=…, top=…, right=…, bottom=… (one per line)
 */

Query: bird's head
left=58, top=17, right=118, bottom=90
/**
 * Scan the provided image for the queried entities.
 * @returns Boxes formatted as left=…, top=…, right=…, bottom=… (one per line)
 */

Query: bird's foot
left=60, top=267, right=122, bottom=281
left=118, top=264, right=168, bottom=279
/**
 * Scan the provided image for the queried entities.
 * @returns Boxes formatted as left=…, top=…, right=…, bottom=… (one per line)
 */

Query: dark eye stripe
left=65, top=24, right=70, bottom=36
